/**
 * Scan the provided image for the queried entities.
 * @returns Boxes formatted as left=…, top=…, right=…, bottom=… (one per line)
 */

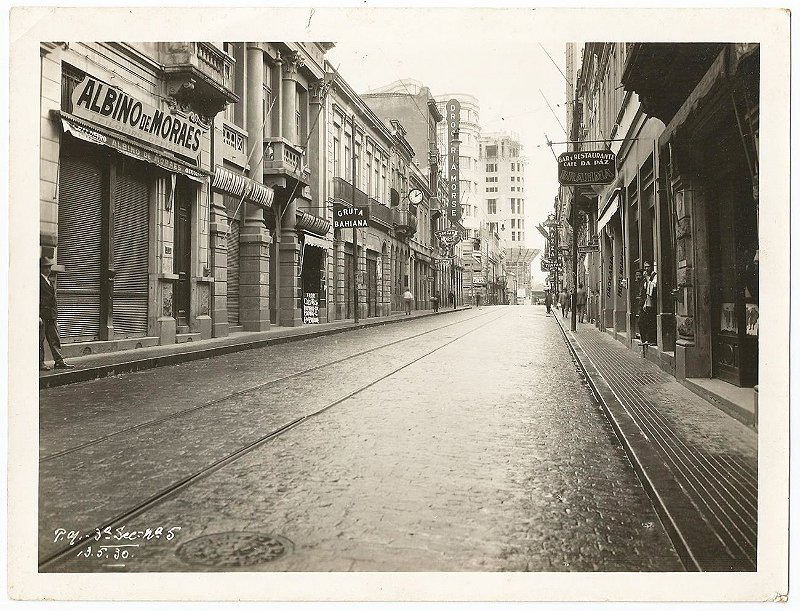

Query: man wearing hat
left=40, top=256, right=74, bottom=371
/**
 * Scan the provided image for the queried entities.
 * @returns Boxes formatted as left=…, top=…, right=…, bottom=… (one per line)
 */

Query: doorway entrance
left=173, top=178, right=193, bottom=329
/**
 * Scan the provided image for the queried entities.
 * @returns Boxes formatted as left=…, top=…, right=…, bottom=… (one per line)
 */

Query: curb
left=40, top=306, right=472, bottom=390
left=551, top=315, right=734, bottom=573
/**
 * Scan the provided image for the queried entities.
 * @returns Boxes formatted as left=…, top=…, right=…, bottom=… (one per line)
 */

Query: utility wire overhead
left=539, top=89, right=567, bottom=137
left=538, top=43, right=570, bottom=87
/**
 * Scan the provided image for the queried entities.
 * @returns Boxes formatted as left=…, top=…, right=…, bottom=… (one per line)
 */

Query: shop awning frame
left=212, top=165, right=275, bottom=208
left=597, top=188, right=622, bottom=232
left=58, top=111, right=209, bottom=182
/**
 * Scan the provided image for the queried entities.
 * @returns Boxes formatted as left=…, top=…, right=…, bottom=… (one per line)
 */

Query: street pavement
left=40, top=306, right=683, bottom=572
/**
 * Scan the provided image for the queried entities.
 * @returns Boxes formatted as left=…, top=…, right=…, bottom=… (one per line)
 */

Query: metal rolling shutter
left=57, top=154, right=103, bottom=340
left=111, top=162, right=150, bottom=336
left=227, top=217, right=240, bottom=324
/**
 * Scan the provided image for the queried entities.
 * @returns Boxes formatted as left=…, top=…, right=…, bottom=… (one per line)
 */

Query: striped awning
left=212, top=166, right=275, bottom=208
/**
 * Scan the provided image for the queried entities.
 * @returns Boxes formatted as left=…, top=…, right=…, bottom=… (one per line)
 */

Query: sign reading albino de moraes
left=71, top=74, right=208, bottom=159
left=557, top=151, right=616, bottom=186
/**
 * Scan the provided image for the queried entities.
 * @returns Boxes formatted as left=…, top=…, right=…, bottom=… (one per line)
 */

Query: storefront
left=300, top=233, right=329, bottom=325
left=55, top=64, right=211, bottom=347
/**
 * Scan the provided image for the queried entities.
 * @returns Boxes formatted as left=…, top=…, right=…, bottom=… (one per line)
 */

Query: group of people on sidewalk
left=544, top=285, right=587, bottom=323
left=402, top=289, right=456, bottom=315
left=543, top=262, right=658, bottom=358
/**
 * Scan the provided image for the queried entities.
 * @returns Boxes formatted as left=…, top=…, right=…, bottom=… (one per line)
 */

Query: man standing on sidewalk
left=448, top=290, right=455, bottom=310
left=39, top=257, right=74, bottom=371
left=576, top=283, right=587, bottom=323
left=640, top=262, right=657, bottom=348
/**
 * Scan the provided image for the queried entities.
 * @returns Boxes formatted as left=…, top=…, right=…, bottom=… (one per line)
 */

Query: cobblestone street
left=40, top=306, right=683, bottom=572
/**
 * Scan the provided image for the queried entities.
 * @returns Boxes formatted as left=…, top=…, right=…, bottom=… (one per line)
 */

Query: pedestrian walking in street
left=544, top=289, right=553, bottom=315
left=576, top=284, right=587, bottom=323
left=448, top=290, right=455, bottom=309
left=402, top=287, right=414, bottom=315
left=39, top=256, right=75, bottom=371
left=476, top=292, right=483, bottom=309
left=559, top=288, right=569, bottom=318
left=432, top=291, right=440, bottom=313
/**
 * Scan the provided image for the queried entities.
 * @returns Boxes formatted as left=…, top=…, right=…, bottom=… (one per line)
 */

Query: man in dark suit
left=40, top=256, right=74, bottom=371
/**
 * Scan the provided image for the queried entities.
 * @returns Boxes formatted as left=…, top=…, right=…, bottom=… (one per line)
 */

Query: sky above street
left=325, top=8, right=573, bottom=287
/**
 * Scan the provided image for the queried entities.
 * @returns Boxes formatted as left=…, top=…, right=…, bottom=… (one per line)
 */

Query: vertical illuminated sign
left=446, top=99, right=461, bottom=225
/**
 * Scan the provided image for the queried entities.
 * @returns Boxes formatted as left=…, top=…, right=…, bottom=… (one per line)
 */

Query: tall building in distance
left=480, top=132, right=527, bottom=247
left=435, top=93, right=499, bottom=303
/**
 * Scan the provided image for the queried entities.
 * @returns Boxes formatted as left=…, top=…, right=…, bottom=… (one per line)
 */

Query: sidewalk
left=552, top=314, right=757, bottom=572
left=40, top=306, right=471, bottom=389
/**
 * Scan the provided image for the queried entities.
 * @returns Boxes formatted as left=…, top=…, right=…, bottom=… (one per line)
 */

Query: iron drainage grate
left=176, top=532, right=293, bottom=568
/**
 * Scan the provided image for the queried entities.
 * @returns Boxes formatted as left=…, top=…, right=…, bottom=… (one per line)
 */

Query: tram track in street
left=38, top=309, right=510, bottom=571
left=40, top=308, right=497, bottom=463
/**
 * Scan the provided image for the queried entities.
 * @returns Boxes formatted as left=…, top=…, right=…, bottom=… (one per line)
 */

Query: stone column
left=357, top=234, right=367, bottom=320
left=674, top=172, right=712, bottom=380
left=209, top=189, right=230, bottom=337
left=334, top=232, right=345, bottom=320
left=613, top=220, right=626, bottom=338
left=240, top=43, right=271, bottom=332
left=602, top=231, right=613, bottom=331
left=278, top=203, right=302, bottom=327
left=308, top=78, right=326, bottom=218
left=282, top=50, right=302, bottom=145
left=656, top=167, right=676, bottom=354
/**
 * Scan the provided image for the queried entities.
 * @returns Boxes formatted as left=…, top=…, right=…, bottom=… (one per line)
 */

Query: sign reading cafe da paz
left=557, top=150, right=616, bottom=186
left=333, top=204, right=369, bottom=229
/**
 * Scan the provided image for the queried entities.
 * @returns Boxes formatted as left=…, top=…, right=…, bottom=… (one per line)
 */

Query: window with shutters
left=60, top=63, right=85, bottom=113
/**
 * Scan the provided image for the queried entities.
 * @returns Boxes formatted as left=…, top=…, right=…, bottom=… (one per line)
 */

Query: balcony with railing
left=392, top=209, right=417, bottom=237
left=161, top=43, right=238, bottom=118
left=332, top=177, right=395, bottom=231
left=264, top=138, right=310, bottom=185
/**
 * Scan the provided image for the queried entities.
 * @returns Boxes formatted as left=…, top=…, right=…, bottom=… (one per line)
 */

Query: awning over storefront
left=59, top=112, right=207, bottom=182
left=212, top=166, right=275, bottom=208
left=295, top=210, right=331, bottom=237
left=659, top=47, right=727, bottom=147
left=302, top=233, right=330, bottom=250
left=597, top=188, right=622, bottom=232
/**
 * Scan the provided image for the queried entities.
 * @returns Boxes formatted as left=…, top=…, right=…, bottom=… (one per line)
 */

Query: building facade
left=41, top=42, right=469, bottom=365
left=361, top=79, right=457, bottom=308
left=41, top=42, right=239, bottom=357
left=559, top=42, right=759, bottom=397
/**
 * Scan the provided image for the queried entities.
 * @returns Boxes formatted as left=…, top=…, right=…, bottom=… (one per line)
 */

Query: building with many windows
left=41, top=42, right=241, bottom=357
left=361, top=79, right=460, bottom=307
left=480, top=132, right=527, bottom=247
left=559, top=42, right=759, bottom=406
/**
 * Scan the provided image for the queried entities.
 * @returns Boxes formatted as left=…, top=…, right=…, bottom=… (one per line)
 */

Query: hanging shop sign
left=71, top=73, right=209, bottom=160
left=435, top=228, right=462, bottom=249
left=578, top=243, right=600, bottom=254
left=446, top=99, right=462, bottom=224
left=333, top=204, right=369, bottom=229
left=303, top=292, right=320, bottom=324
left=557, top=150, right=616, bottom=186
